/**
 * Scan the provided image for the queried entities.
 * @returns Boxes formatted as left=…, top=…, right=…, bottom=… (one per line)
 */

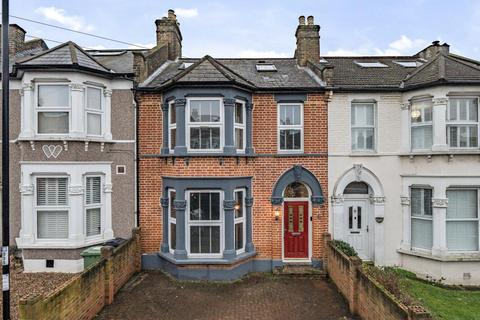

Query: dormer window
left=256, top=64, right=277, bottom=72
left=36, top=84, right=70, bottom=134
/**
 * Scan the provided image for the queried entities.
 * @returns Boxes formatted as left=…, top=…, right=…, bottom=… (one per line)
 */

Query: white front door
left=344, top=199, right=372, bottom=260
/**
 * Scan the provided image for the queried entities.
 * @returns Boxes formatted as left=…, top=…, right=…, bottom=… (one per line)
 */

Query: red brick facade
left=138, top=92, right=329, bottom=262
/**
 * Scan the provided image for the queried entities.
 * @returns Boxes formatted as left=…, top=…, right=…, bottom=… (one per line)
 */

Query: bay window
left=411, top=100, right=433, bottom=150
left=351, top=102, right=375, bottom=151
left=36, top=177, right=69, bottom=239
left=85, top=176, right=102, bottom=237
left=168, top=101, right=176, bottom=151
left=447, top=98, right=478, bottom=148
left=234, top=189, right=246, bottom=253
left=86, top=87, right=103, bottom=136
left=410, top=187, right=433, bottom=250
left=278, top=103, right=303, bottom=152
left=168, top=189, right=176, bottom=253
left=235, top=102, right=246, bottom=152
left=187, top=191, right=223, bottom=256
left=187, top=99, right=222, bottom=151
left=446, top=189, right=479, bottom=251
left=36, top=84, right=70, bottom=134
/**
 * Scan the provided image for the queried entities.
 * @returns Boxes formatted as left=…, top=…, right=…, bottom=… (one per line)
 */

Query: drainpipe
left=133, top=91, right=139, bottom=228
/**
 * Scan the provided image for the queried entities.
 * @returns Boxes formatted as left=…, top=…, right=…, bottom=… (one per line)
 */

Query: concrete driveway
left=96, top=271, right=354, bottom=320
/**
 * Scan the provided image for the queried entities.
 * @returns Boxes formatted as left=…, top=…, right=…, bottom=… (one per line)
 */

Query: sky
left=9, top=0, right=480, bottom=59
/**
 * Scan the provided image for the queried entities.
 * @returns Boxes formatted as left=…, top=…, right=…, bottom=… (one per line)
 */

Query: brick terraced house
left=0, top=24, right=138, bottom=272
left=137, top=11, right=330, bottom=279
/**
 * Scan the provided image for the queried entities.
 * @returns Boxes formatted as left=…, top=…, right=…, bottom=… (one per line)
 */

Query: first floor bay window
left=188, top=99, right=222, bottom=151
left=411, top=100, right=433, bottom=150
left=36, top=177, right=69, bottom=239
left=447, top=98, right=479, bottom=148
left=446, top=189, right=479, bottom=251
left=187, top=191, right=222, bottom=256
left=410, top=187, right=433, bottom=250
left=86, top=86, right=103, bottom=136
left=85, top=176, right=102, bottom=237
left=36, top=84, right=70, bottom=134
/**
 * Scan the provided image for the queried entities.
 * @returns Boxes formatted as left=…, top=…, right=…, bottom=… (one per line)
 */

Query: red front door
left=283, top=201, right=308, bottom=259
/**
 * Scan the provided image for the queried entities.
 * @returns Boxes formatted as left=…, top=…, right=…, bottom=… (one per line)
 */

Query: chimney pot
left=432, top=40, right=440, bottom=46
left=168, top=9, right=176, bottom=21
left=307, top=16, right=314, bottom=25
left=299, top=16, right=306, bottom=25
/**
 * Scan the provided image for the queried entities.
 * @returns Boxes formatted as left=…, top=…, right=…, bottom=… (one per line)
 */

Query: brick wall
left=137, top=92, right=329, bottom=261
left=19, top=229, right=141, bottom=320
left=324, top=235, right=432, bottom=320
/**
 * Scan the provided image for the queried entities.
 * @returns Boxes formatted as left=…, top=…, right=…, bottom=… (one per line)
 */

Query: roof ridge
left=207, top=56, right=256, bottom=87
left=444, top=53, right=480, bottom=73
left=402, top=53, right=441, bottom=83
left=18, top=41, right=70, bottom=64
left=68, top=42, right=78, bottom=65
left=69, top=41, right=111, bottom=71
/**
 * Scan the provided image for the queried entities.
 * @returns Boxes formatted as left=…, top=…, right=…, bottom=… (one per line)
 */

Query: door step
left=273, top=264, right=327, bottom=276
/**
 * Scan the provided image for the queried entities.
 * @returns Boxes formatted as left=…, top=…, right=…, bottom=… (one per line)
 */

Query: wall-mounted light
left=411, top=109, right=421, bottom=120
left=274, top=207, right=280, bottom=221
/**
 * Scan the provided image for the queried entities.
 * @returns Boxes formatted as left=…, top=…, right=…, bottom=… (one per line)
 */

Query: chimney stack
left=0, top=24, right=26, bottom=56
left=417, top=41, right=450, bottom=60
left=295, top=15, right=320, bottom=66
left=155, top=9, right=182, bottom=60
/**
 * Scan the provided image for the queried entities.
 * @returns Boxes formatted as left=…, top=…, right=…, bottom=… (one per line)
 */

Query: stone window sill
left=159, top=250, right=257, bottom=265
left=397, top=248, right=480, bottom=262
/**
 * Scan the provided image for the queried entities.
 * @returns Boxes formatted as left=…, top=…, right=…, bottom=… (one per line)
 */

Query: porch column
left=160, top=196, right=169, bottom=253
left=400, top=196, right=411, bottom=251
left=245, top=196, right=254, bottom=252
left=371, top=196, right=385, bottom=266
left=331, top=196, right=344, bottom=240
left=161, top=102, right=169, bottom=154
left=174, top=99, right=187, bottom=156
left=223, top=98, right=236, bottom=155
left=223, top=189, right=236, bottom=259
left=173, top=188, right=187, bottom=259
left=432, top=198, right=448, bottom=257
left=432, top=97, right=448, bottom=152
left=245, top=102, right=254, bottom=155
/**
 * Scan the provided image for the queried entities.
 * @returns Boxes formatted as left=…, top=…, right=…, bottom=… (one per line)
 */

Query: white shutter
left=86, top=177, right=101, bottom=205
left=86, top=208, right=101, bottom=236
left=37, top=211, right=68, bottom=238
left=37, top=177, right=68, bottom=206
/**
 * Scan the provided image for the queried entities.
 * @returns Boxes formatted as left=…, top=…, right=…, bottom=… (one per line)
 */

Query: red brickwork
left=137, top=92, right=329, bottom=262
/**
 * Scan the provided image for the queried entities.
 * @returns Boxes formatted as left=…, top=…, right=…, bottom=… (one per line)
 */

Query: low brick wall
left=324, top=234, right=431, bottom=320
left=19, top=228, right=141, bottom=320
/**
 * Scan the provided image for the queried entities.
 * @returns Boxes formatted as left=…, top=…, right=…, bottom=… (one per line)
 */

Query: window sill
left=159, top=250, right=256, bottom=265
left=17, top=136, right=113, bottom=143
left=16, top=235, right=113, bottom=249
left=401, top=149, right=480, bottom=156
left=397, top=248, right=480, bottom=262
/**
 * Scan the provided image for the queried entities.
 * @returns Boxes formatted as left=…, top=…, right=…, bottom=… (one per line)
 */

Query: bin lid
left=81, top=246, right=103, bottom=257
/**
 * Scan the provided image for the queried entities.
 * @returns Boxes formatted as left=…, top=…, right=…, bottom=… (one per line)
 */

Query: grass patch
left=403, top=277, right=480, bottom=320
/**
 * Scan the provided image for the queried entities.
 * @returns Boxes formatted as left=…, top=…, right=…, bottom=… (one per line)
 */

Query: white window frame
left=34, top=175, right=70, bottom=241
left=168, top=100, right=176, bottom=153
left=277, top=103, right=304, bottom=153
left=351, top=102, right=376, bottom=152
left=168, top=189, right=176, bottom=254
left=186, top=190, right=224, bottom=258
left=234, top=100, right=246, bottom=153
left=234, top=188, right=246, bottom=254
left=410, top=187, right=433, bottom=252
left=410, top=99, right=433, bottom=151
left=186, top=97, right=224, bottom=153
left=85, top=85, right=104, bottom=137
left=446, top=188, right=480, bottom=252
left=34, top=83, right=71, bottom=136
left=84, top=175, right=103, bottom=239
left=446, top=97, right=479, bottom=149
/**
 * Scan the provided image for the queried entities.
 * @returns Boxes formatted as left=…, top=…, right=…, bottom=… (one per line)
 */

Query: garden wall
left=19, top=228, right=141, bottom=320
left=324, top=234, right=431, bottom=320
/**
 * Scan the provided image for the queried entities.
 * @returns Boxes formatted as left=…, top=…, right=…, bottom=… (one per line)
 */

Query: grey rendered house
left=1, top=24, right=137, bottom=272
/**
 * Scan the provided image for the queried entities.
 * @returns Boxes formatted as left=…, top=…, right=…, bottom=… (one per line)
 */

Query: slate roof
left=141, top=56, right=323, bottom=90
left=88, top=49, right=146, bottom=74
left=17, top=41, right=113, bottom=74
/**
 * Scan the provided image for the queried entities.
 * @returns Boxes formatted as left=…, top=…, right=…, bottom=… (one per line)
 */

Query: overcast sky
left=10, top=0, right=480, bottom=59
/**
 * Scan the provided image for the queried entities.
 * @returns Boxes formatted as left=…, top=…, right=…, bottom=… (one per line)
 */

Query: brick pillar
left=348, top=256, right=361, bottom=315
left=19, top=294, right=45, bottom=319
left=323, top=233, right=332, bottom=272
left=101, top=246, right=115, bottom=305
left=132, top=227, right=141, bottom=272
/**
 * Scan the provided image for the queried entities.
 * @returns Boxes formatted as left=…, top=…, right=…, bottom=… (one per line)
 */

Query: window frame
left=34, top=175, right=70, bottom=241
left=85, top=85, right=104, bottom=137
left=34, top=83, right=71, bottom=136
left=234, top=188, right=246, bottom=254
left=410, top=186, right=433, bottom=251
left=168, top=189, right=176, bottom=254
left=410, top=99, right=433, bottom=151
left=351, top=102, right=376, bottom=152
left=186, top=97, right=224, bottom=153
left=277, top=103, right=304, bottom=154
left=84, top=175, right=103, bottom=239
left=446, top=97, right=479, bottom=149
left=234, top=100, right=246, bottom=153
left=168, top=100, right=176, bottom=153
left=446, top=187, right=480, bottom=252
left=185, top=190, right=224, bottom=258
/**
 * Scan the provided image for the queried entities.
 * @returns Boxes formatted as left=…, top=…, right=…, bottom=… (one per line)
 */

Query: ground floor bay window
left=161, top=177, right=254, bottom=262
left=17, top=162, right=113, bottom=248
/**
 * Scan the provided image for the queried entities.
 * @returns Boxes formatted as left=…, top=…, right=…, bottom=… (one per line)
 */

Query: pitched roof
left=17, top=41, right=112, bottom=73
left=87, top=49, right=147, bottom=74
left=141, top=56, right=323, bottom=90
